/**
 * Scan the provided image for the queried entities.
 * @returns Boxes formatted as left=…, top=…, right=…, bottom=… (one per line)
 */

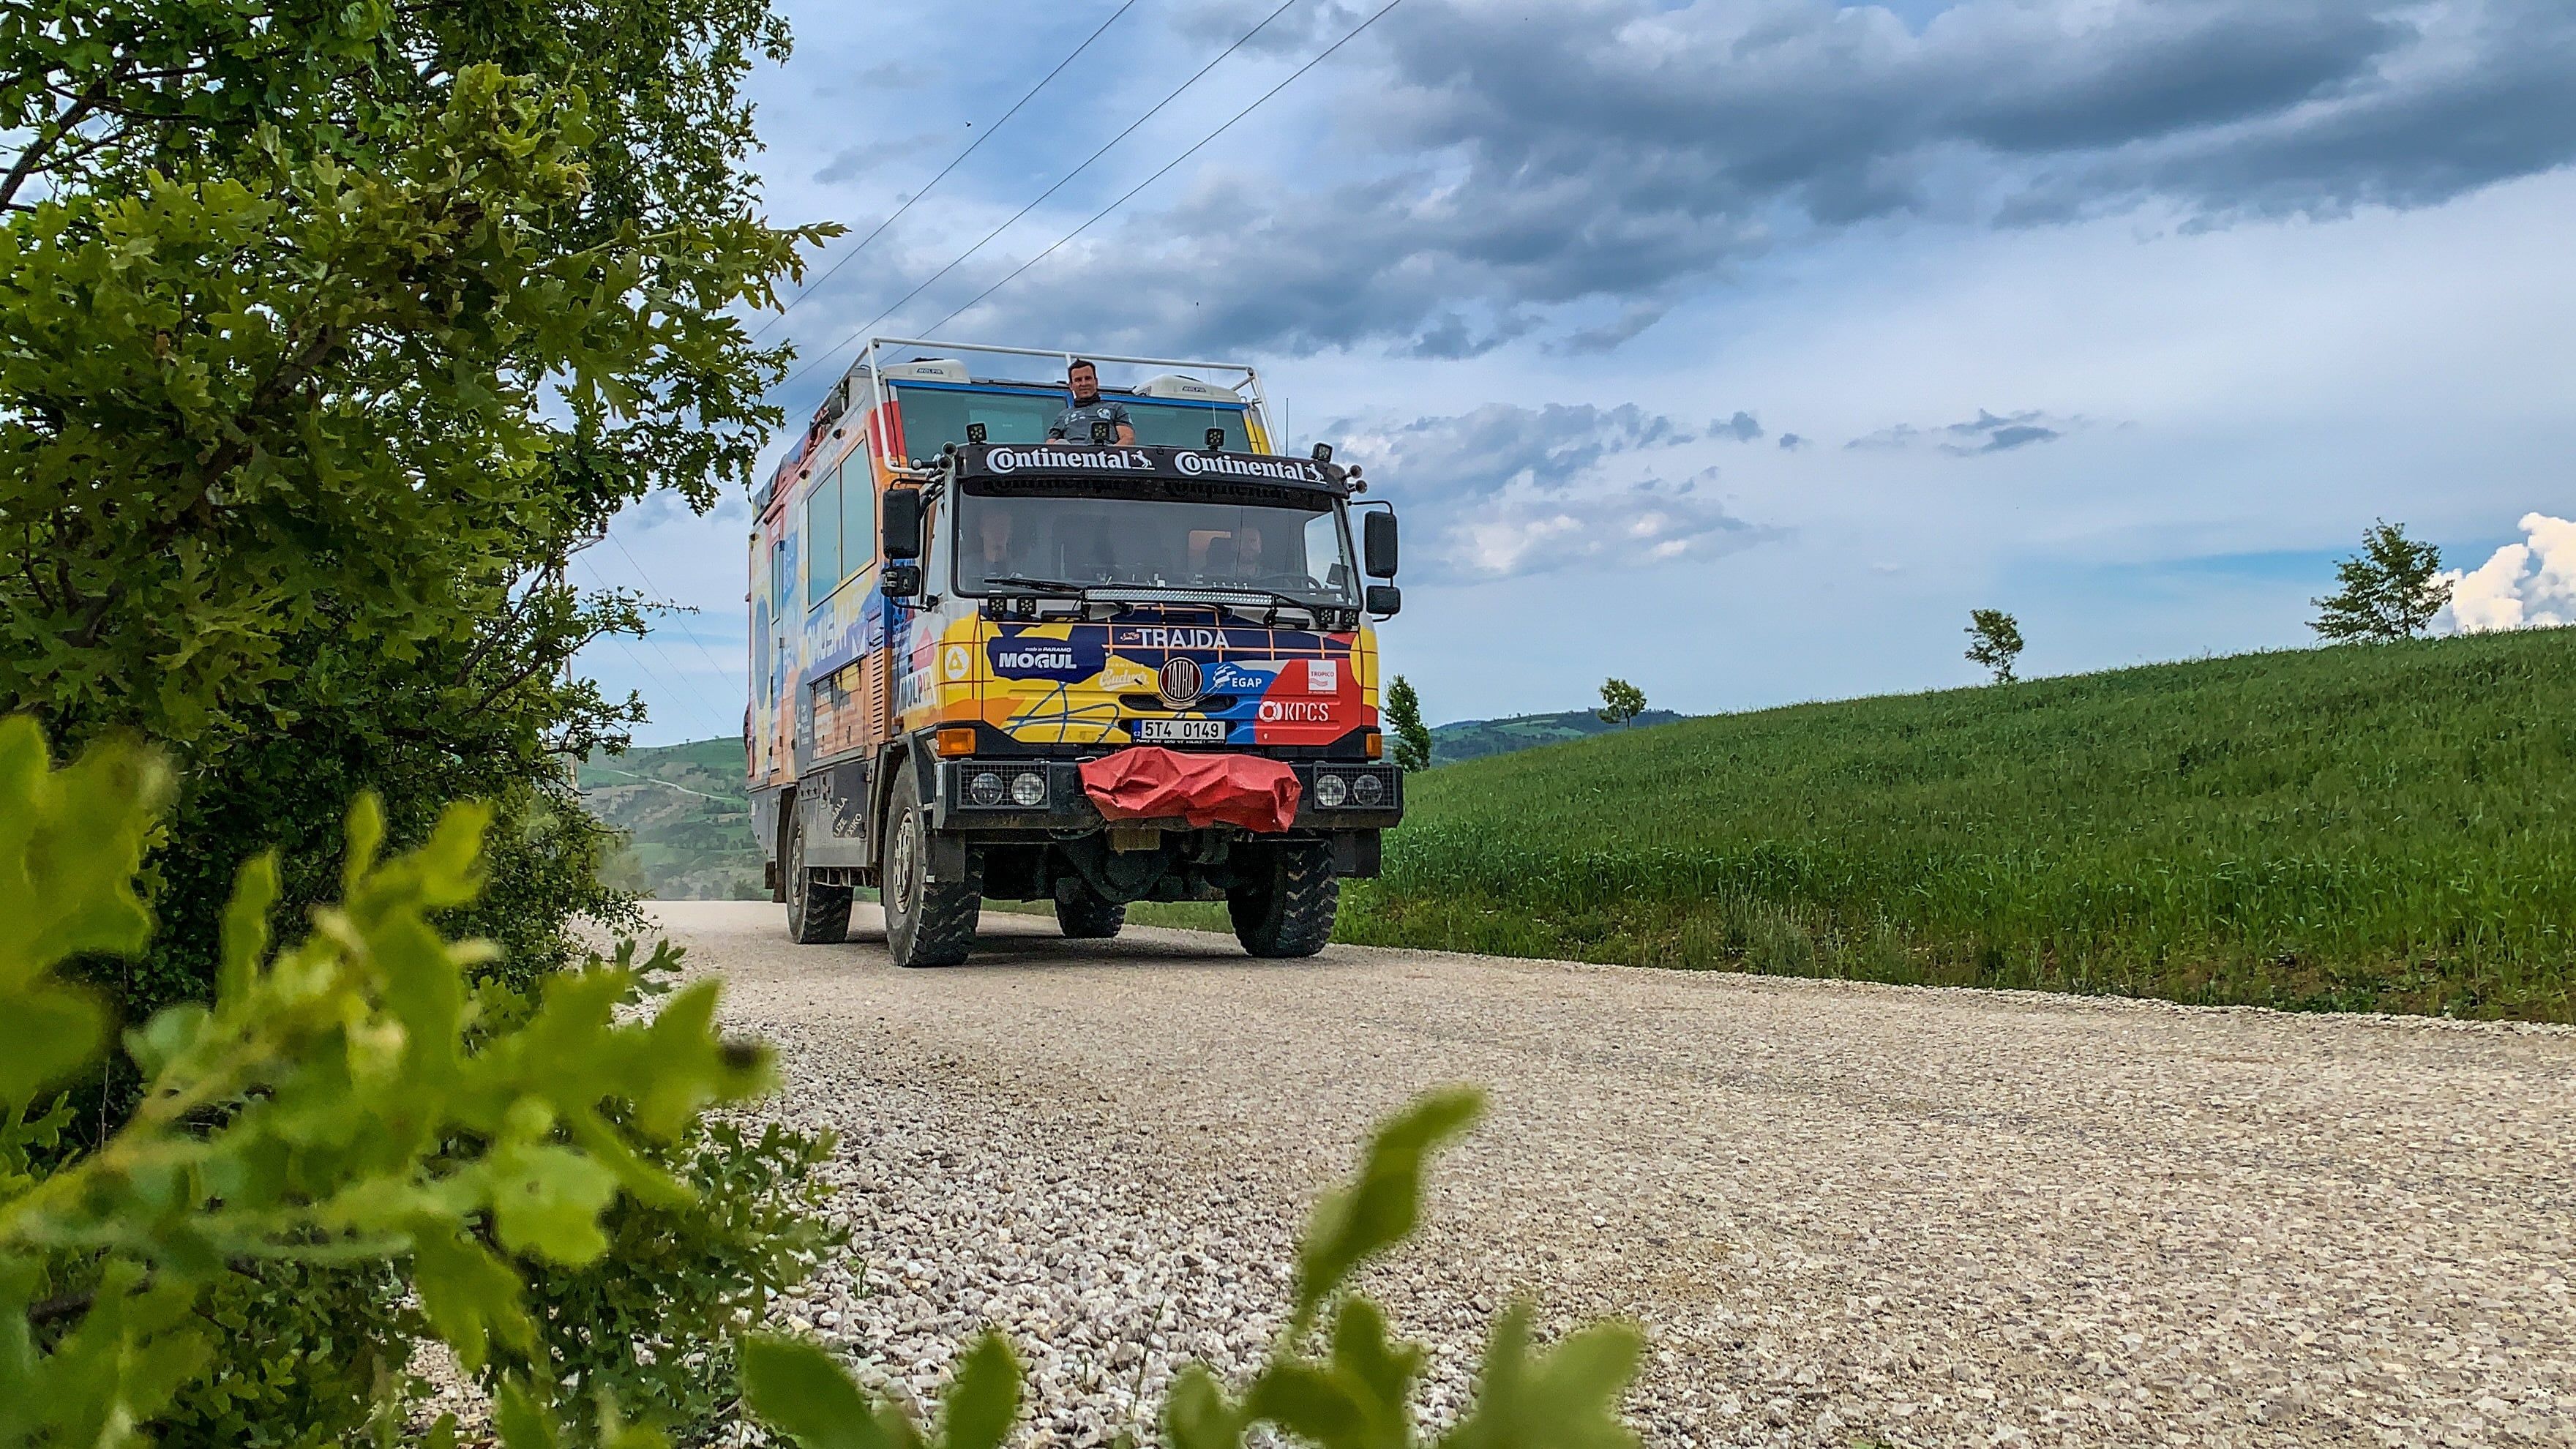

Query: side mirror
left=1363, top=510, right=1399, bottom=579
left=1365, top=584, right=1401, bottom=617
left=881, top=488, right=922, bottom=561
left=883, top=563, right=924, bottom=599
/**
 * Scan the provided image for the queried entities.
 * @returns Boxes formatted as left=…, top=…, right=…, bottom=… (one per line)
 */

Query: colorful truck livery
left=747, top=340, right=1404, bottom=967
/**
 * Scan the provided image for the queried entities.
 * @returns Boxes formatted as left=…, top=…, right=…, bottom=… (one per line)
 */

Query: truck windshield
left=894, top=385, right=1252, bottom=449
left=956, top=483, right=1356, bottom=605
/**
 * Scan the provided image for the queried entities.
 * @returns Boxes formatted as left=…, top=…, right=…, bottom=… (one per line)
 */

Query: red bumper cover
left=1078, top=747, right=1302, bottom=833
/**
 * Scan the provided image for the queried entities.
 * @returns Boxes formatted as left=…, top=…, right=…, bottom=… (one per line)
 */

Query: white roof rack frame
left=846, top=336, right=1273, bottom=462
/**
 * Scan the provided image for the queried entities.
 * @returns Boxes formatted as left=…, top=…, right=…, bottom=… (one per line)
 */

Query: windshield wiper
left=981, top=574, right=1091, bottom=595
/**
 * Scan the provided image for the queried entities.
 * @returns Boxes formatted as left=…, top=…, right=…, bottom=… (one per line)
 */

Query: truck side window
left=842, top=463, right=875, bottom=567
left=805, top=465, right=842, bottom=610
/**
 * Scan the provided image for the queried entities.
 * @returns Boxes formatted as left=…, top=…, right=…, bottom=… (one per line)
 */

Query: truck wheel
left=883, top=767, right=981, bottom=968
left=784, top=809, right=851, bottom=945
left=1229, top=841, right=1338, bottom=958
left=1055, top=884, right=1127, bottom=940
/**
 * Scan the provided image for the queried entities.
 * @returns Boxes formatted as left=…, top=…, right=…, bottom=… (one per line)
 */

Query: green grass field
left=1335, top=632, right=2576, bottom=1021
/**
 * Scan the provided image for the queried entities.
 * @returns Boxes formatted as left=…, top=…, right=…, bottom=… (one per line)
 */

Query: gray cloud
left=1848, top=408, right=2075, bottom=455
left=1334, top=401, right=1695, bottom=500
left=924, top=0, right=2576, bottom=357
left=1715, top=411, right=1764, bottom=443
left=811, top=131, right=948, bottom=185
left=1322, top=402, right=1761, bottom=579
left=1778, top=433, right=1810, bottom=452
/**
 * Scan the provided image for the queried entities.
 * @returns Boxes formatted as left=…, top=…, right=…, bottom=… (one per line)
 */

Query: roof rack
left=840, top=336, right=1272, bottom=463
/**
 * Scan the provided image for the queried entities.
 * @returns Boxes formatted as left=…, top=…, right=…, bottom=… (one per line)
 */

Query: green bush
left=503, top=1119, right=846, bottom=1441
left=0, top=717, right=774, bottom=1445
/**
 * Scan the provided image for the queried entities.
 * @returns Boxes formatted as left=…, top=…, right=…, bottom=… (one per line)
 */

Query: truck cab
left=747, top=340, right=1403, bottom=967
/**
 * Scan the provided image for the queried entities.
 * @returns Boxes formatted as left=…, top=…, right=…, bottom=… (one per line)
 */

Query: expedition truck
left=746, top=339, right=1404, bottom=968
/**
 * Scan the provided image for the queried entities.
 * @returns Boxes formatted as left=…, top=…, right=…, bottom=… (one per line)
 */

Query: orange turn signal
left=935, top=727, right=978, bottom=757
left=1363, top=730, right=1383, bottom=759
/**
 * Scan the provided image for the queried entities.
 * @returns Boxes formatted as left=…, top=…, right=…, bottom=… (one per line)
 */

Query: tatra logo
left=1258, top=700, right=1334, bottom=723
left=1158, top=656, right=1205, bottom=708
left=1173, top=452, right=1328, bottom=484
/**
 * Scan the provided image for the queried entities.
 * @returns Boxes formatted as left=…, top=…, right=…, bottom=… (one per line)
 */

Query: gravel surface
left=657, top=899, right=2576, bottom=1448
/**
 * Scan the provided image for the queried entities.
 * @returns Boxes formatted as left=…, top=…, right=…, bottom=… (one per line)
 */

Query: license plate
left=1135, top=718, right=1227, bottom=744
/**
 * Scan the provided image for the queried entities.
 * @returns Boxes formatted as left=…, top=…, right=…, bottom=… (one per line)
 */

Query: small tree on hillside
left=1385, top=675, right=1434, bottom=771
left=1598, top=677, right=1647, bottom=727
left=2313, top=520, right=2452, bottom=641
left=1966, top=609, right=2025, bottom=684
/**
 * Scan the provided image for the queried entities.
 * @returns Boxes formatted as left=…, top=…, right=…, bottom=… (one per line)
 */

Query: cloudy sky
left=583, top=0, right=2576, bottom=744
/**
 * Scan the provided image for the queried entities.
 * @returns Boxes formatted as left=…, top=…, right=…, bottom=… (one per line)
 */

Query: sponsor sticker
left=1258, top=699, right=1335, bottom=723
left=1117, top=626, right=1232, bottom=651
left=986, top=631, right=1104, bottom=683
left=943, top=645, right=970, bottom=681
left=1205, top=660, right=1276, bottom=694
left=984, top=446, right=1152, bottom=474
left=1306, top=659, right=1337, bottom=694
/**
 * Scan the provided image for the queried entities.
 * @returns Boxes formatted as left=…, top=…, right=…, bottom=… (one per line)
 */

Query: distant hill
left=1429, top=708, right=1688, bottom=766
left=577, top=737, right=763, bottom=901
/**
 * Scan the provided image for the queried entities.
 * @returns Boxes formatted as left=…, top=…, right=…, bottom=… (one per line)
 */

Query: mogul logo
left=996, top=646, right=1074, bottom=671
left=986, top=631, right=1103, bottom=683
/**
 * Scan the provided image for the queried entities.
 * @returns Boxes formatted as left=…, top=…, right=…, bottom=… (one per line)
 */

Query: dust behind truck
left=746, top=339, right=1404, bottom=967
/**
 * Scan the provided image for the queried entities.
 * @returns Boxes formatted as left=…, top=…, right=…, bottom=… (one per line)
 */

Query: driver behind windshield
left=974, top=508, right=1017, bottom=585
left=1046, top=359, right=1136, bottom=446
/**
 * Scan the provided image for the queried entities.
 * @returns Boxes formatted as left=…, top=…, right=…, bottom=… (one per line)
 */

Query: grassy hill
left=577, top=737, right=763, bottom=901
left=1342, top=631, right=2576, bottom=1022
left=1429, top=708, right=1688, bottom=766
left=587, top=704, right=1677, bottom=899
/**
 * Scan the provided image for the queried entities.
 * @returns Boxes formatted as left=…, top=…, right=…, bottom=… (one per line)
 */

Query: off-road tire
left=1229, top=840, right=1338, bottom=958
left=783, top=809, right=852, bottom=944
left=1055, top=885, right=1127, bottom=940
left=883, top=767, right=981, bottom=968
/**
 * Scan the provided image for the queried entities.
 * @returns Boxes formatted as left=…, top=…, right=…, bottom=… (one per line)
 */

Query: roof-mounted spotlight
left=1204, top=427, right=1227, bottom=450
left=1310, top=442, right=1333, bottom=464
left=965, top=422, right=987, bottom=444
left=1091, top=420, right=1115, bottom=443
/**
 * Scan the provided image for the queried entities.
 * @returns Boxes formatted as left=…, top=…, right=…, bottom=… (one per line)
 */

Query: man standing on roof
left=1046, top=359, right=1136, bottom=446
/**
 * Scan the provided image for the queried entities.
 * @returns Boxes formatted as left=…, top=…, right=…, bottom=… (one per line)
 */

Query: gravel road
left=658, top=899, right=2576, bottom=1449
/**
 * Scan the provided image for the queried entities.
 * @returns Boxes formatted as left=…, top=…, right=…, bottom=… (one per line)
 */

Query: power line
left=606, top=530, right=738, bottom=686
left=575, top=557, right=734, bottom=740
left=779, top=0, right=1310, bottom=394
left=752, top=0, right=1142, bottom=340
left=927, top=0, right=1411, bottom=337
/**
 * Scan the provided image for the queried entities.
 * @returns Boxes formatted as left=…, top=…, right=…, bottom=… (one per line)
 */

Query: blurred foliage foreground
left=0, top=716, right=1641, bottom=1448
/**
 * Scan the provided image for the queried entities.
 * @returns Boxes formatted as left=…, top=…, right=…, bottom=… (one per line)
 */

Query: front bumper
left=932, top=757, right=1402, bottom=834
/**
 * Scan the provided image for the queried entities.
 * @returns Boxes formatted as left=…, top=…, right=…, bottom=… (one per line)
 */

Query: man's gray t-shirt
left=1049, top=397, right=1131, bottom=441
